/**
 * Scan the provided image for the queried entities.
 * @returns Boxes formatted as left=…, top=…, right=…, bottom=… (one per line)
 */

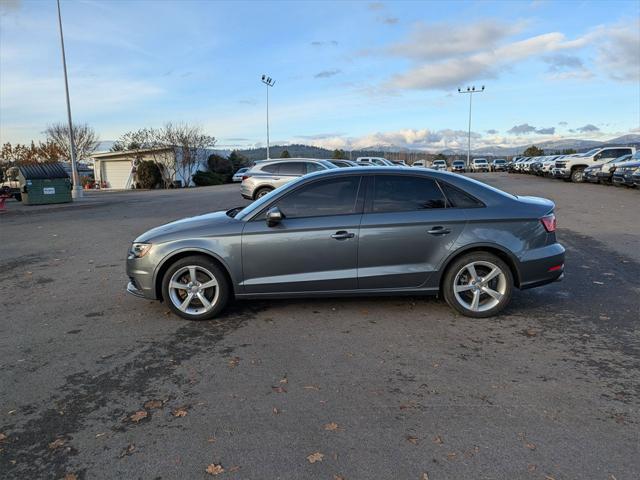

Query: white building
left=92, top=147, right=212, bottom=189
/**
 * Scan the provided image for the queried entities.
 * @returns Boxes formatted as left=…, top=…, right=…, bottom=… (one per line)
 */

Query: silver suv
left=240, top=158, right=336, bottom=199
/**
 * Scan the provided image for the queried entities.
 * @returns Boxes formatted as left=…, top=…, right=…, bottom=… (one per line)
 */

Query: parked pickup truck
left=552, top=146, right=636, bottom=183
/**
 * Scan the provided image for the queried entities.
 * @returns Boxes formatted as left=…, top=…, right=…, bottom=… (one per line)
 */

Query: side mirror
left=266, top=207, right=283, bottom=227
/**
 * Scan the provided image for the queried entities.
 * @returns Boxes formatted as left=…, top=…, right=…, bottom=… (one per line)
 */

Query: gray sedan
left=126, top=167, right=565, bottom=319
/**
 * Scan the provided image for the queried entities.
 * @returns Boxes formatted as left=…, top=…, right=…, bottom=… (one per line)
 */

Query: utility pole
left=56, top=0, right=82, bottom=199
left=457, top=85, right=484, bottom=169
left=261, top=75, right=275, bottom=159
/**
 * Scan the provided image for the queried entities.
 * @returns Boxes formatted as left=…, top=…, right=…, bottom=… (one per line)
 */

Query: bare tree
left=44, top=123, right=99, bottom=162
left=162, top=123, right=216, bottom=187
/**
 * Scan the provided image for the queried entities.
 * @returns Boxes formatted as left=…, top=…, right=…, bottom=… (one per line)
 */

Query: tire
left=570, top=167, right=585, bottom=183
left=254, top=187, right=273, bottom=200
left=442, top=252, right=513, bottom=318
left=161, top=255, right=230, bottom=321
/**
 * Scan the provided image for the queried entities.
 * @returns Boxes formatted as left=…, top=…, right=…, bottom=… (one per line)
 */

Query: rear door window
left=372, top=175, right=446, bottom=212
left=261, top=164, right=280, bottom=174
left=279, top=162, right=306, bottom=175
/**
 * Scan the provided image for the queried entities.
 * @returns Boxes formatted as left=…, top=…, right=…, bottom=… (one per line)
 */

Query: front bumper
left=552, top=168, right=570, bottom=178
left=126, top=255, right=158, bottom=299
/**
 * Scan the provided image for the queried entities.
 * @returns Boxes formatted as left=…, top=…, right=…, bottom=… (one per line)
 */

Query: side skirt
left=235, top=287, right=440, bottom=300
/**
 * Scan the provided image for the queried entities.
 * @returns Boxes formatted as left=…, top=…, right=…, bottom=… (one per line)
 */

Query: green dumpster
left=19, top=163, right=72, bottom=205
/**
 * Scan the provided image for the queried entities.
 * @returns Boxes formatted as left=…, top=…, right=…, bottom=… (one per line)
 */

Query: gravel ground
left=0, top=173, right=638, bottom=480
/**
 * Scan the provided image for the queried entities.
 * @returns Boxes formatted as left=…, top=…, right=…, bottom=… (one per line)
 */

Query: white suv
left=240, top=158, right=336, bottom=199
left=470, top=158, right=490, bottom=172
left=356, top=157, right=394, bottom=166
left=552, top=146, right=636, bottom=183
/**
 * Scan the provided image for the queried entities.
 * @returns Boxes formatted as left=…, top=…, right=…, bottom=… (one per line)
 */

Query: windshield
left=434, top=160, right=445, bottom=165
left=578, top=148, right=600, bottom=157
left=474, top=159, right=487, bottom=164
left=494, top=159, right=506, bottom=163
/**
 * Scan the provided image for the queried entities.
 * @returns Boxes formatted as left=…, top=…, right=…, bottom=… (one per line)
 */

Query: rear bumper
left=518, top=242, right=566, bottom=290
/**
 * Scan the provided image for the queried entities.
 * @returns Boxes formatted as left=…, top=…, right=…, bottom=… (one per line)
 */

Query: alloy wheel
left=453, top=261, right=507, bottom=313
left=168, top=265, right=219, bottom=315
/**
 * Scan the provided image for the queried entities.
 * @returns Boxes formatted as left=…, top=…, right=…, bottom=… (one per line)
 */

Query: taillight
left=541, top=213, right=556, bottom=232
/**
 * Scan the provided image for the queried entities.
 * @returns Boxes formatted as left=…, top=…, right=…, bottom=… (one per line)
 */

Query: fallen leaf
left=119, top=443, right=135, bottom=458
left=528, top=464, right=537, bottom=472
left=446, top=452, right=457, bottom=460
left=334, top=475, right=346, bottom=480
left=525, top=329, right=538, bottom=337
left=48, top=438, right=65, bottom=450
left=144, top=399, right=163, bottom=410
left=172, top=407, right=188, bottom=417
left=206, top=463, right=224, bottom=475
left=272, top=407, right=280, bottom=415
left=307, top=452, right=324, bottom=464
left=433, top=435, right=443, bottom=445
left=544, top=476, right=556, bottom=480
left=324, top=422, right=339, bottom=431
left=0, top=433, right=6, bottom=441
left=280, top=376, right=288, bottom=384
left=207, top=436, right=216, bottom=443
left=63, top=474, right=78, bottom=480
left=406, top=435, right=419, bottom=445
left=303, top=385, right=320, bottom=391
left=130, top=410, right=148, bottom=423
left=229, top=465, right=241, bottom=472
left=272, top=386, right=287, bottom=393
left=525, top=442, right=537, bottom=450
left=95, top=432, right=106, bottom=438
left=422, top=474, right=430, bottom=480
left=228, top=357, right=240, bottom=368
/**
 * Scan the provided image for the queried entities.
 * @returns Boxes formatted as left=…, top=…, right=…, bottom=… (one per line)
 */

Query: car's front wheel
left=161, top=255, right=230, bottom=320
left=571, top=167, right=585, bottom=183
left=442, top=252, right=513, bottom=318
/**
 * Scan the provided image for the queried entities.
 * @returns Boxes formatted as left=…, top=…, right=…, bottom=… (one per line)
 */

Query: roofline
left=92, top=147, right=174, bottom=159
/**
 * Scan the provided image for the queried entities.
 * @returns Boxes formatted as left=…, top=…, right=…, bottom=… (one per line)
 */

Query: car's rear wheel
left=443, top=252, right=513, bottom=318
left=254, top=187, right=273, bottom=199
left=161, top=255, right=229, bottom=320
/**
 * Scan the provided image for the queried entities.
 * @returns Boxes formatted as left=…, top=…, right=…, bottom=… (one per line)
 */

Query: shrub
left=136, top=160, right=161, bottom=189
left=192, top=170, right=224, bottom=186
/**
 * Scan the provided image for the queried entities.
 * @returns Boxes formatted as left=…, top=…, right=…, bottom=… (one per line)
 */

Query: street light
left=457, top=85, right=485, bottom=169
left=56, top=0, right=82, bottom=200
left=261, top=75, right=275, bottom=159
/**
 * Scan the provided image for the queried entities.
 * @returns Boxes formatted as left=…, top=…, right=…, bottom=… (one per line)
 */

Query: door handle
left=331, top=230, right=355, bottom=240
left=427, top=226, right=451, bottom=235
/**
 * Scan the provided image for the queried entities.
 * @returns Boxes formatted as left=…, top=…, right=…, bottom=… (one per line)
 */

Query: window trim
left=250, top=175, right=365, bottom=221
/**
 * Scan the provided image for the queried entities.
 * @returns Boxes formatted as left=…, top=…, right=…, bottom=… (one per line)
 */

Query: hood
left=516, top=195, right=555, bottom=215
left=135, top=211, right=239, bottom=243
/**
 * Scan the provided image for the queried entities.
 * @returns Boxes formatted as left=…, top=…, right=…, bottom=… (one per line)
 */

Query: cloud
left=383, top=20, right=598, bottom=90
left=543, top=54, right=584, bottom=71
left=314, top=69, right=342, bottom=79
left=486, top=129, right=498, bottom=134
left=238, top=98, right=258, bottom=105
left=508, top=124, right=537, bottom=135
left=368, top=2, right=385, bottom=10
left=595, top=19, right=640, bottom=82
left=379, top=16, right=399, bottom=25
left=535, top=127, right=555, bottom=134
left=558, top=121, right=568, bottom=126
left=311, top=40, right=339, bottom=47
left=387, top=20, right=522, bottom=61
left=577, top=124, right=600, bottom=133
left=297, top=132, right=346, bottom=140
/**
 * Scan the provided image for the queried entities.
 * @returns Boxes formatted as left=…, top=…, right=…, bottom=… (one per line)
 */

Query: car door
left=357, top=174, right=467, bottom=290
left=241, top=175, right=364, bottom=293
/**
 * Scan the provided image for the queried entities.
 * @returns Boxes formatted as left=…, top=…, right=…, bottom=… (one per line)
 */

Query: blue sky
left=1, top=0, right=639, bottom=151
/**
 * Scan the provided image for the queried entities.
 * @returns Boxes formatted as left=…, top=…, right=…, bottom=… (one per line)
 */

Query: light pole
left=261, top=75, right=275, bottom=159
left=457, top=85, right=484, bottom=169
left=56, top=0, right=82, bottom=199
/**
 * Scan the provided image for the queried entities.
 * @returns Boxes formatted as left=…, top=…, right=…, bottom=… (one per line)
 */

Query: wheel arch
left=437, top=244, right=522, bottom=291
left=253, top=185, right=275, bottom=199
left=153, top=248, right=235, bottom=301
left=570, top=163, right=588, bottom=171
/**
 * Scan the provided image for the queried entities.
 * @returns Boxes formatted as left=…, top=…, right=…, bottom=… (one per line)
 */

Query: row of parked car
left=508, top=146, right=639, bottom=187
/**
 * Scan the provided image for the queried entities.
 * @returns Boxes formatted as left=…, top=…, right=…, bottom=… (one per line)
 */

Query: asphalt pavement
left=0, top=173, right=638, bottom=480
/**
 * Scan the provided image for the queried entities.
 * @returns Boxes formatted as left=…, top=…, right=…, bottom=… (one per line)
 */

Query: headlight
left=130, top=242, right=152, bottom=258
